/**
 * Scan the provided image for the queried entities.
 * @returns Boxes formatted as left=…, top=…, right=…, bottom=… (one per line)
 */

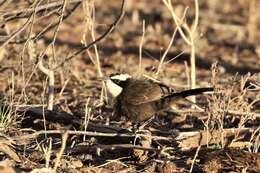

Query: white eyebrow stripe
left=110, top=74, right=132, bottom=81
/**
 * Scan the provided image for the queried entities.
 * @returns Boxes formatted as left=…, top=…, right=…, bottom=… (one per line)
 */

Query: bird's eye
left=111, top=79, right=125, bottom=86
left=113, top=79, right=120, bottom=84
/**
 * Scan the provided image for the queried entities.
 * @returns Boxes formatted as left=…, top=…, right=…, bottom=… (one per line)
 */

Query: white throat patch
left=105, top=79, right=123, bottom=97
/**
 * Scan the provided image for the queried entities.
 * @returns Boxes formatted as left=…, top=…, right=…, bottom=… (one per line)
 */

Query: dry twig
left=55, top=0, right=126, bottom=69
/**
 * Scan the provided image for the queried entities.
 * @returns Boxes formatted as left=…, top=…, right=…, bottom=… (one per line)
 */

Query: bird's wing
left=124, top=80, right=173, bottom=105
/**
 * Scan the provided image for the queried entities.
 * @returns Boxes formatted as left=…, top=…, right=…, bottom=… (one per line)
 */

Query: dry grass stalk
left=83, top=0, right=103, bottom=77
left=138, top=20, right=146, bottom=75
left=38, top=58, right=54, bottom=110
left=82, top=0, right=107, bottom=104
left=53, top=131, right=68, bottom=173
left=57, top=0, right=126, bottom=68
left=1, top=0, right=81, bottom=19
left=38, top=0, right=67, bottom=111
left=83, top=97, right=91, bottom=141
left=96, top=156, right=130, bottom=169
left=0, top=15, right=33, bottom=49
left=156, top=27, right=177, bottom=75
left=0, top=87, right=14, bottom=132
left=163, top=0, right=199, bottom=103
left=42, top=138, right=53, bottom=169
left=189, top=145, right=201, bottom=173
left=0, top=134, right=21, bottom=162
left=249, top=126, right=260, bottom=153
left=205, top=66, right=259, bottom=149
left=184, top=61, right=191, bottom=91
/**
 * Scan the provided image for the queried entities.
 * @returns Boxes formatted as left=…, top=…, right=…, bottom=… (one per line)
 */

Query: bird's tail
left=166, top=87, right=214, bottom=99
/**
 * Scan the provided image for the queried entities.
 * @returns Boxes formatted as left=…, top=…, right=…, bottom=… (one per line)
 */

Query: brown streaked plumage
left=105, top=74, right=213, bottom=122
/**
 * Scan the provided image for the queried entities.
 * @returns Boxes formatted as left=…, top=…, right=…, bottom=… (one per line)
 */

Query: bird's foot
left=138, top=116, right=155, bottom=130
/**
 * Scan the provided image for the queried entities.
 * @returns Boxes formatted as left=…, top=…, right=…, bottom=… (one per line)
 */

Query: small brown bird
left=105, top=73, right=213, bottom=122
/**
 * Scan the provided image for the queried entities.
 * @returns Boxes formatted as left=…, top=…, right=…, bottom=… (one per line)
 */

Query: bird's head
left=104, top=73, right=132, bottom=97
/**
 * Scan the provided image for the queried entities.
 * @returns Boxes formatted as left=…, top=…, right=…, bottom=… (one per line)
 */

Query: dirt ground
left=0, top=0, right=260, bottom=172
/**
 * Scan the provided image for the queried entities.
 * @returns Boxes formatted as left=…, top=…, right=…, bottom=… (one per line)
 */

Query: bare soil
left=0, top=0, right=260, bottom=172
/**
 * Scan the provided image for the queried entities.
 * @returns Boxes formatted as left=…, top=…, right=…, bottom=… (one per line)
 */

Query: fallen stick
left=177, top=128, right=257, bottom=150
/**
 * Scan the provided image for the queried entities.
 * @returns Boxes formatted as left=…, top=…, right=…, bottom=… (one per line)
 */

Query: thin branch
left=55, top=0, right=125, bottom=69
left=51, top=0, right=67, bottom=45
left=38, top=58, right=54, bottom=110
left=163, top=0, right=200, bottom=103
left=163, top=0, right=191, bottom=45
left=10, top=2, right=81, bottom=44
left=1, top=0, right=82, bottom=22
left=13, top=129, right=172, bottom=142
left=189, top=145, right=201, bottom=173
left=156, top=27, right=177, bottom=75
left=0, top=14, right=33, bottom=48
left=191, top=0, right=199, bottom=34
left=53, top=131, right=68, bottom=172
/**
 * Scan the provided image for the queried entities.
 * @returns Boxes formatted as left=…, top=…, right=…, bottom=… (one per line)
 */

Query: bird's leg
left=132, top=115, right=155, bottom=143
left=133, top=128, right=152, bottom=161
left=134, top=127, right=152, bottom=146
left=138, top=115, right=155, bottom=130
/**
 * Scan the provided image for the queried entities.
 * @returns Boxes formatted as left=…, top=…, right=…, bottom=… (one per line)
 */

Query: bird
left=104, top=73, right=213, bottom=123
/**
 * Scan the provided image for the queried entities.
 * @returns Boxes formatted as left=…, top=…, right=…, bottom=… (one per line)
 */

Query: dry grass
left=0, top=0, right=259, bottom=172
